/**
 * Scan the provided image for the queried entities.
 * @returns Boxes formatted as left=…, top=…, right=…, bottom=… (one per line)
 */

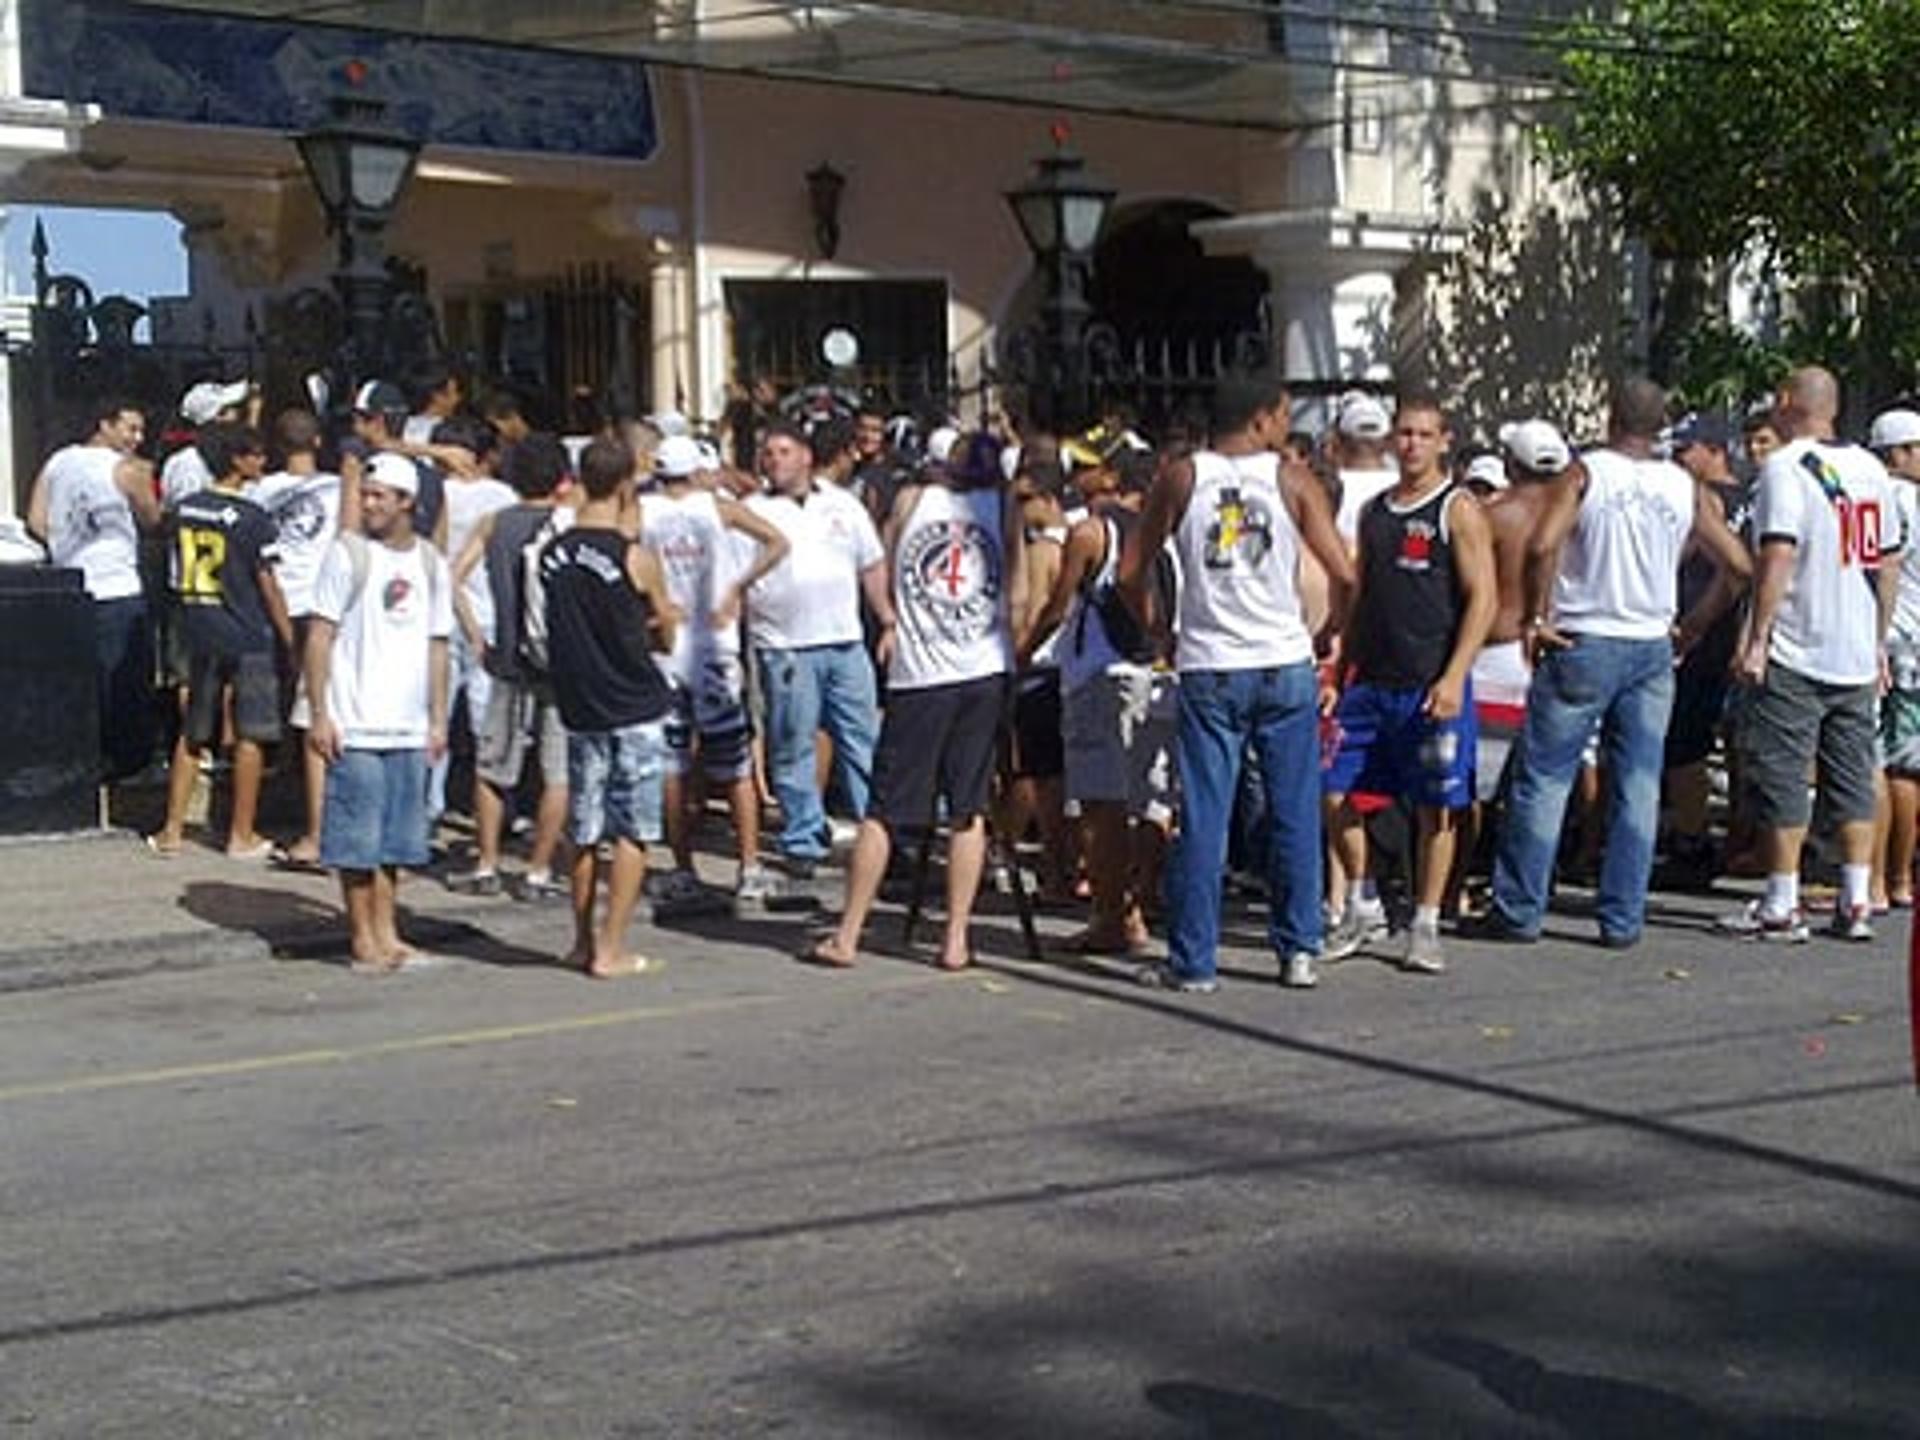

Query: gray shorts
left=1062, top=668, right=1177, bottom=821
left=477, top=679, right=568, bottom=792
left=1740, top=663, right=1878, bottom=828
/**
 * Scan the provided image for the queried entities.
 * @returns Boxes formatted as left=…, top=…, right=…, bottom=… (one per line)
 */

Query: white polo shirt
left=745, top=483, right=884, bottom=651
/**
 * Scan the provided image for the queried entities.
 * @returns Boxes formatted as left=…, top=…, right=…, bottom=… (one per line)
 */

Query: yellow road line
left=0, top=976, right=943, bottom=1105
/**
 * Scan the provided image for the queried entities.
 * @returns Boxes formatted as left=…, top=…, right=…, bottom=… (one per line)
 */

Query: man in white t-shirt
left=26, top=398, right=161, bottom=780
left=306, top=451, right=453, bottom=972
left=1480, top=378, right=1750, bottom=949
left=1872, top=407, right=1920, bottom=909
left=746, top=422, right=892, bottom=875
left=251, top=408, right=343, bottom=867
left=1333, top=391, right=1398, bottom=542
left=160, top=380, right=250, bottom=506
left=1719, top=367, right=1903, bottom=943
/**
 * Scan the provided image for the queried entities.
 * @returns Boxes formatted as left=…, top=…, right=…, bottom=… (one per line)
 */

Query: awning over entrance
left=121, top=0, right=1566, bottom=135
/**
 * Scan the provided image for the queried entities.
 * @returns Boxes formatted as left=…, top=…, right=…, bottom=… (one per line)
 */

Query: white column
left=648, top=238, right=690, bottom=416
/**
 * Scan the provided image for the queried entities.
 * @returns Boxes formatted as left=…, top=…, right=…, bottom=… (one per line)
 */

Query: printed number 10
left=1838, top=498, right=1882, bottom=568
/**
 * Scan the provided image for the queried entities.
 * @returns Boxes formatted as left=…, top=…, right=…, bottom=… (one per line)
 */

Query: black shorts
left=185, top=649, right=282, bottom=748
left=870, top=675, right=1007, bottom=831
left=1664, top=639, right=1735, bottom=769
left=1009, top=671, right=1065, bottom=780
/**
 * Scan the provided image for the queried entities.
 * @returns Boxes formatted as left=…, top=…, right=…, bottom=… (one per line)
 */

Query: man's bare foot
left=226, top=835, right=275, bottom=861
left=385, top=939, right=420, bottom=965
left=935, top=947, right=971, bottom=972
left=349, top=940, right=399, bottom=975
left=802, top=935, right=857, bottom=968
left=144, top=833, right=183, bottom=858
left=586, top=952, right=652, bottom=980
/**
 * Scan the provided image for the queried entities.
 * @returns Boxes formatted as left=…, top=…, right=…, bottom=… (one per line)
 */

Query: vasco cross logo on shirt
left=900, top=519, right=1000, bottom=636
left=382, top=574, right=415, bottom=615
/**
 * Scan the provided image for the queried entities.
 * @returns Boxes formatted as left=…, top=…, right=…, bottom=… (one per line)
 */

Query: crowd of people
left=20, top=359, right=1917, bottom=984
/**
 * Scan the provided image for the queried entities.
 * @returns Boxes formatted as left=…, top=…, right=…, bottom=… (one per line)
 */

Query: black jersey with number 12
left=170, top=488, right=281, bottom=657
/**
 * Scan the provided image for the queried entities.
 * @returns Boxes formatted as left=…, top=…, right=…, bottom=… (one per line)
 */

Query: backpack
left=338, top=531, right=445, bottom=618
left=1075, top=508, right=1175, bottom=666
left=515, top=508, right=573, bottom=677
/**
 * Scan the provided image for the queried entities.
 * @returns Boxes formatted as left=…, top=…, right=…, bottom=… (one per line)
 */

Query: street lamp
left=1002, top=144, right=1115, bottom=431
left=295, top=68, right=421, bottom=386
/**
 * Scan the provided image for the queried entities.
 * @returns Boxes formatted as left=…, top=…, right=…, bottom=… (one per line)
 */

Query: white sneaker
left=1280, top=951, right=1320, bottom=989
left=1829, top=903, right=1875, bottom=942
left=1716, top=900, right=1810, bottom=944
left=1403, top=924, right=1447, bottom=975
left=735, top=864, right=782, bottom=904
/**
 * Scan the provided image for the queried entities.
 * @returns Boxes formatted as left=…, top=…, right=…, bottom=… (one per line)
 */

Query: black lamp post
left=295, top=71, right=421, bottom=387
left=1003, top=145, right=1115, bottom=432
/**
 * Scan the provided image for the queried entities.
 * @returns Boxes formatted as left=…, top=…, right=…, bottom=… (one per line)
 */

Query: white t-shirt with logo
left=442, top=476, right=517, bottom=640
left=888, top=485, right=1011, bottom=692
left=1755, top=438, right=1899, bottom=686
left=311, top=537, right=454, bottom=750
left=1173, top=449, right=1310, bottom=673
left=1553, top=448, right=1695, bottom=641
left=43, top=443, right=142, bottom=601
left=252, top=469, right=342, bottom=618
left=745, top=484, right=884, bottom=651
left=642, top=488, right=744, bottom=688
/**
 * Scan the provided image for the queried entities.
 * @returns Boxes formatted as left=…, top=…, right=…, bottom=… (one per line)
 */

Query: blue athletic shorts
left=1323, top=680, right=1477, bottom=810
left=569, top=721, right=667, bottom=847
left=320, top=748, right=431, bottom=871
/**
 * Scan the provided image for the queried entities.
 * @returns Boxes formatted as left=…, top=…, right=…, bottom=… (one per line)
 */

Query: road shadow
left=1146, top=1380, right=1371, bottom=1437
left=177, top=880, right=554, bottom=970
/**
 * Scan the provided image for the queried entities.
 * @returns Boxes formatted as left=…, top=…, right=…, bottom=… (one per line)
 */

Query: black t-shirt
left=540, top=526, right=673, bottom=732
left=170, top=487, right=280, bottom=656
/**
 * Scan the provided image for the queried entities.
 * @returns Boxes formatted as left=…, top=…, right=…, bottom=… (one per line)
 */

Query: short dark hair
left=1741, top=409, right=1782, bottom=439
left=272, top=408, right=321, bottom=463
left=1115, top=448, right=1158, bottom=497
left=431, top=415, right=497, bottom=459
left=1395, top=390, right=1450, bottom=428
left=1610, top=376, right=1668, bottom=441
left=198, top=422, right=266, bottom=480
left=578, top=437, right=635, bottom=500
left=90, top=397, right=141, bottom=433
left=1211, top=373, right=1288, bottom=438
left=762, top=421, right=810, bottom=452
left=810, top=416, right=856, bottom=465
left=411, top=362, right=458, bottom=408
left=480, top=387, right=524, bottom=422
left=501, top=432, right=570, bottom=499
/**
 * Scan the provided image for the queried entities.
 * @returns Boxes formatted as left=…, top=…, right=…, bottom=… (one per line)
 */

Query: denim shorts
left=320, top=748, right=430, bottom=872
left=1323, top=679, right=1477, bottom=810
left=568, top=721, right=666, bottom=847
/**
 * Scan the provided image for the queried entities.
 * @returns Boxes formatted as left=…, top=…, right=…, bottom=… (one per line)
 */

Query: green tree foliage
left=1546, top=0, right=1920, bottom=401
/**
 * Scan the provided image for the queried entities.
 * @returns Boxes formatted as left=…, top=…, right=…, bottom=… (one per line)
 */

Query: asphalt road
left=1, top=893, right=1917, bottom=1438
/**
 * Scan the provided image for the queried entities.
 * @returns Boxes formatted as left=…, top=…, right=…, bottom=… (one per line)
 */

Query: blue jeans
left=321, top=748, right=430, bottom=872
left=1491, top=635, right=1675, bottom=941
left=757, top=642, right=878, bottom=861
left=1168, top=664, right=1323, bottom=979
left=94, top=596, right=155, bottom=781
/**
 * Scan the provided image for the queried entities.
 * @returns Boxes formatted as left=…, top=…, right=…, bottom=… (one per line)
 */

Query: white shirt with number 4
left=1755, top=438, right=1900, bottom=687
left=311, top=537, right=454, bottom=749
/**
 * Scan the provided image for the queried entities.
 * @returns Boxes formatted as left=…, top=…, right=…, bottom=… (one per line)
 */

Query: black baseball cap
left=352, top=379, right=409, bottom=416
left=1670, top=413, right=1732, bottom=451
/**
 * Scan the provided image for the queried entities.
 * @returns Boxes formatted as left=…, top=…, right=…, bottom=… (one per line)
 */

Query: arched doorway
left=1089, top=200, right=1267, bottom=351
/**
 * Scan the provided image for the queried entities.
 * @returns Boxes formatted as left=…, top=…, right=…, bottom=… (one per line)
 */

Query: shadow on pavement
left=1146, top=1380, right=1370, bottom=1437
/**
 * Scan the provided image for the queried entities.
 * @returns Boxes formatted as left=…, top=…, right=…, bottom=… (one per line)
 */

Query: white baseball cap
left=1498, top=419, right=1572, bottom=476
left=694, top=440, right=722, bottom=472
left=364, top=451, right=420, bottom=498
left=647, top=409, right=692, bottom=439
left=653, top=434, right=703, bottom=478
left=1465, top=454, right=1509, bottom=491
left=1337, top=391, right=1392, bottom=441
left=1870, top=408, right=1920, bottom=451
left=926, top=426, right=960, bottom=464
left=180, top=379, right=248, bottom=425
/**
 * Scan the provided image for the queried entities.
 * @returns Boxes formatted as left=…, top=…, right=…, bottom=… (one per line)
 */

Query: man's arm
left=1282, top=458, right=1357, bottom=637
left=1117, top=458, right=1192, bottom=628
left=1002, top=489, right=1028, bottom=641
left=427, top=636, right=450, bottom=764
left=713, top=497, right=790, bottom=628
left=1522, top=461, right=1587, bottom=659
left=1735, top=539, right=1797, bottom=683
left=1674, top=483, right=1753, bottom=651
left=1429, top=495, right=1497, bottom=719
left=259, top=567, right=295, bottom=653
left=25, top=466, right=51, bottom=541
left=626, top=542, right=679, bottom=655
left=116, top=457, right=161, bottom=530
left=304, top=616, right=341, bottom=761
left=338, top=451, right=363, bottom=534
left=1017, top=517, right=1102, bottom=665
left=449, top=510, right=496, bottom=655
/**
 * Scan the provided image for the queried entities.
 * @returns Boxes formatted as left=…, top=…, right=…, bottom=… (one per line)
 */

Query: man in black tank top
left=539, top=437, right=678, bottom=979
left=1322, top=395, right=1496, bottom=976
